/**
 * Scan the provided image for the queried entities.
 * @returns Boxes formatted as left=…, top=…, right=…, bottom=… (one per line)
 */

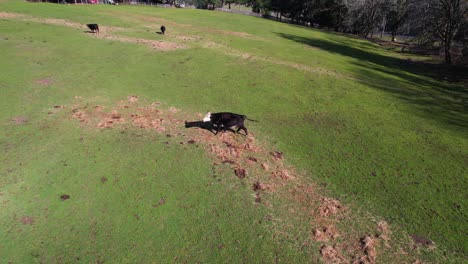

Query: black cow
left=87, top=24, right=99, bottom=33
left=203, top=112, right=257, bottom=135
left=160, top=25, right=166, bottom=35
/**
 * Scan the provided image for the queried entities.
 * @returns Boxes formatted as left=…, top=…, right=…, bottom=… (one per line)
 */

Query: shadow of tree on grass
left=276, top=32, right=468, bottom=130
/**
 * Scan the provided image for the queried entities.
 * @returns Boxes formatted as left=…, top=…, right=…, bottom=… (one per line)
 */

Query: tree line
left=186, top=0, right=467, bottom=64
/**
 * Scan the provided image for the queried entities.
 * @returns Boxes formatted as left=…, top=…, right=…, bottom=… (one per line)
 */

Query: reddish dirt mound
left=320, top=245, right=346, bottom=264
left=319, top=197, right=344, bottom=217
left=21, top=216, right=35, bottom=225
left=234, top=168, right=246, bottom=179
left=131, top=114, right=165, bottom=131
left=270, top=151, right=284, bottom=160
left=60, top=194, right=70, bottom=201
left=314, top=225, right=339, bottom=242
left=127, top=95, right=138, bottom=103
left=357, top=236, right=377, bottom=264
left=72, top=110, right=88, bottom=123
left=12, top=116, right=27, bottom=125
left=169, top=107, right=180, bottom=113
left=97, top=110, right=125, bottom=128
left=377, top=221, right=391, bottom=245
left=35, top=78, right=53, bottom=86
left=271, top=169, right=294, bottom=180
left=252, top=181, right=267, bottom=191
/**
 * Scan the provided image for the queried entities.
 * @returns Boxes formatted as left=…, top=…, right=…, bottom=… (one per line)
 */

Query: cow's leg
left=237, top=125, right=248, bottom=135
left=214, top=121, right=222, bottom=135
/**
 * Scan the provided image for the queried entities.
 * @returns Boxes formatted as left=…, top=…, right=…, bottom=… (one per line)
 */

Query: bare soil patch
left=314, top=225, right=339, bottom=242
left=94, top=34, right=187, bottom=51
left=1, top=12, right=185, bottom=51
left=319, top=197, right=344, bottom=217
left=0, top=12, right=23, bottom=19
left=20, top=216, right=35, bottom=225
left=320, top=245, right=346, bottom=264
left=35, top=78, right=53, bottom=86
left=234, top=168, right=246, bottom=179
left=357, top=236, right=377, bottom=264
left=12, top=116, right=27, bottom=125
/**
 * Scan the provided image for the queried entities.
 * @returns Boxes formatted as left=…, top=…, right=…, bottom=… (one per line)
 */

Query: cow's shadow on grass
left=276, top=32, right=468, bottom=130
left=184, top=121, right=237, bottom=135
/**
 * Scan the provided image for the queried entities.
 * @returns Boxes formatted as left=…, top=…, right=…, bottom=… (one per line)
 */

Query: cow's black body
left=208, top=112, right=257, bottom=135
left=87, top=24, right=99, bottom=33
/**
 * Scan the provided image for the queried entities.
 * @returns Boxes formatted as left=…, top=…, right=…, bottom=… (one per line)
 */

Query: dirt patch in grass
left=358, top=236, right=377, bottom=264
left=20, top=216, right=35, bottom=225
left=201, top=41, right=347, bottom=77
left=176, top=35, right=200, bottom=41
left=1, top=12, right=185, bottom=51
left=60, top=194, right=70, bottom=201
left=63, top=96, right=424, bottom=263
left=97, top=110, right=125, bottom=128
left=377, top=220, right=391, bottom=246
left=319, top=197, right=344, bottom=217
left=72, top=110, right=89, bottom=124
left=320, top=245, right=346, bottom=264
left=234, top=168, right=246, bottom=179
left=0, top=12, right=24, bottom=19
left=11, top=116, right=27, bottom=125
left=206, top=29, right=263, bottom=40
left=127, top=95, right=139, bottom=103
left=314, top=225, right=339, bottom=242
left=35, top=77, right=53, bottom=86
left=93, top=34, right=187, bottom=51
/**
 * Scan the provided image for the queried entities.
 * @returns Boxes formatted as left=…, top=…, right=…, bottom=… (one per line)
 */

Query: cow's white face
left=202, top=112, right=211, bottom=122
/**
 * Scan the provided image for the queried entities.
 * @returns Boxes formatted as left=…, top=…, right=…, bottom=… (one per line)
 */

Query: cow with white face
left=202, top=112, right=257, bottom=135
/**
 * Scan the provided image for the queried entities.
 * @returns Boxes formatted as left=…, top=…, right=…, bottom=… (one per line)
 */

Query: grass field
left=0, top=1, right=467, bottom=263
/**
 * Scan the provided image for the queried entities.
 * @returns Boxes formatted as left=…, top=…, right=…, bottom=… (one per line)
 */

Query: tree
left=412, top=0, right=467, bottom=63
left=314, top=0, right=349, bottom=31
left=386, top=0, right=409, bottom=41
left=195, top=0, right=221, bottom=9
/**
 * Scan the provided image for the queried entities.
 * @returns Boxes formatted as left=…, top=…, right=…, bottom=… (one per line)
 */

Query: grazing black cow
left=87, top=24, right=99, bottom=33
left=203, top=112, right=257, bottom=135
left=160, top=25, right=166, bottom=35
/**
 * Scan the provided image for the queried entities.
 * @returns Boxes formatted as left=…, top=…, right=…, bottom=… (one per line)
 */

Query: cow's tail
left=243, top=115, right=258, bottom=122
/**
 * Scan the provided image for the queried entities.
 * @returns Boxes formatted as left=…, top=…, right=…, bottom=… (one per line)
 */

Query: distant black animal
left=203, top=112, right=257, bottom=135
left=160, top=25, right=166, bottom=35
left=87, top=24, right=99, bottom=33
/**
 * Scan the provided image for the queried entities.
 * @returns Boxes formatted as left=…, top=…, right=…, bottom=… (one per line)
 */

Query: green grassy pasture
left=0, top=1, right=467, bottom=262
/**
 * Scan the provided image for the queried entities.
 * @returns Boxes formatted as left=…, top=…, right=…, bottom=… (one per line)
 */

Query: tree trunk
left=381, top=16, right=386, bottom=40
left=445, top=39, right=452, bottom=64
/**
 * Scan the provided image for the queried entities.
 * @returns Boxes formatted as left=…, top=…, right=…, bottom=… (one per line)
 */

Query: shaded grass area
left=275, top=33, right=467, bottom=129
left=0, top=1, right=467, bottom=261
